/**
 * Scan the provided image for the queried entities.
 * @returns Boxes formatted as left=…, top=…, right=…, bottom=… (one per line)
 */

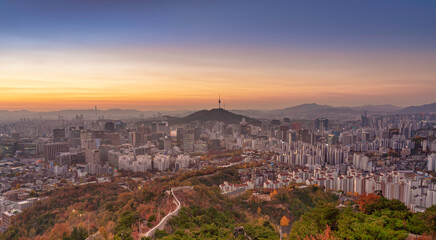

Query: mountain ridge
left=175, top=108, right=261, bottom=125
left=0, top=102, right=435, bottom=121
left=398, top=102, right=436, bottom=114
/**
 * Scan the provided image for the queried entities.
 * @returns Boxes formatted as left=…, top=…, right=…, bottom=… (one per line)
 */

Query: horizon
left=1, top=1, right=436, bottom=110
left=1, top=101, right=435, bottom=113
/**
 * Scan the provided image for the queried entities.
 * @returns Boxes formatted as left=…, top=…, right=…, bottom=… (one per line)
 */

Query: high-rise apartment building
left=43, top=142, right=69, bottom=161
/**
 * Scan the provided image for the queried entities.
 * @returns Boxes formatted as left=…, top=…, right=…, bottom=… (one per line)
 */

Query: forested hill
left=176, top=108, right=262, bottom=125
left=1, top=167, right=435, bottom=240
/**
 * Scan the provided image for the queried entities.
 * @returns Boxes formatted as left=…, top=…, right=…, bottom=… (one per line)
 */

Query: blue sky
left=2, top=1, right=435, bottom=49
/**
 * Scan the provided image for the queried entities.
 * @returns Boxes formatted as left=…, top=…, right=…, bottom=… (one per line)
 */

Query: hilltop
left=175, top=108, right=262, bottom=125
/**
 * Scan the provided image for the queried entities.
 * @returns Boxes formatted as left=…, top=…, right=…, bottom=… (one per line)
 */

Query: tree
left=421, top=205, right=436, bottom=236
left=257, top=207, right=262, bottom=215
left=114, top=211, right=138, bottom=240
left=148, top=214, right=156, bottom=222
left=46, top=223, right=70, bottom=239
left=304, top=226, right=338, bottom=240
left=154, top=230, right=168, bottom=239
left=280, top=216, right=290, bottom=227
left=270, top=190, right=278, bottom=198
left=290, top=203, right=340, bottom=239
left=63, top=227, right=88, bottom=240
left=356, top=193, right=380, bottom=213
left=29, top=190, right=39, bottom=197
left=276, top=188, right=289, bottom=202
left=99, top=227, right=109, bottom=240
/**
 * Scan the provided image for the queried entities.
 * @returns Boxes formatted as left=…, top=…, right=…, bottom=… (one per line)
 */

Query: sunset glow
left=1, top=1, right=435, bottom=110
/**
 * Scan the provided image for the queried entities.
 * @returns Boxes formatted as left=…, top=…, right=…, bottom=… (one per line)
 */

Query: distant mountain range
left=232, top=102, right=436, bottom=120
left=398, top=102, right=436, bottom=114
left=0, top=102, right=435, bottom=122
left=349, top=104, right=403, bottom=112
left=233, top=104, right=354, bottom=120
left=0, top=109, right=194, bottom=122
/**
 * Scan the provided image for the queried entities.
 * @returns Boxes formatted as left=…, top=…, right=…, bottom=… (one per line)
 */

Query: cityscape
left=1, top=1, right=436, bottom=240
left=1, top=101, right=436, bottom=239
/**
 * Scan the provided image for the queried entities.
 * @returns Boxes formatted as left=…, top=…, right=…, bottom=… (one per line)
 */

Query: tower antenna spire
left=219, top=94, right=221, bottom=109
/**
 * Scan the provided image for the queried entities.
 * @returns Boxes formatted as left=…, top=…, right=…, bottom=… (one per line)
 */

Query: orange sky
left=1, top=1, right=436, bottom=111
left=1, top=46, right=435, bottom=111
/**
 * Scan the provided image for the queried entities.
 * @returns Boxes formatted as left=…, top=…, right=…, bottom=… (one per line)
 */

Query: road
left=142, top=187, right=190, bottom=238
left=88, top=186, right=191, bottom=240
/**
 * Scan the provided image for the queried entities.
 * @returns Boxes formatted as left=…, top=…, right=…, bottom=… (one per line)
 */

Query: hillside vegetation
left=1, top=167, right=435, bottom=240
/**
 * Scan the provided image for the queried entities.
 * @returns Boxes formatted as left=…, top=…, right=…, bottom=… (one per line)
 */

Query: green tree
left=114, top=211, right=138, bottom=240
left=63, top=227, right=88, bottom=240
left=155, top=230, right=169, bottom=239
left=421, top=205, right=436, bottom=236
left=289, top=203, right=340, bottom=239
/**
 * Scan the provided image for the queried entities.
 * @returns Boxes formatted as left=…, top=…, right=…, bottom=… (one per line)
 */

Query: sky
left=1, top=0, right=436, bottom=111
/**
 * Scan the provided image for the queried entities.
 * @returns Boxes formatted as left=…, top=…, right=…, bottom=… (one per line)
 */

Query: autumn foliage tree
left=280, top=216, right=290, bottom=227
left=302, top=226, right=338, bottom=240
left=257, top=207, right=262, bottom=215
left=44, top=223, right=70, bottom=239
left=356, top=193, right=380, bottom=213
left=270, top=190, right=278, bottom=198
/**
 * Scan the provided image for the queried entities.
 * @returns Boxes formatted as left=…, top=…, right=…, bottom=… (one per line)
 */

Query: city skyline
left=2, top=1, right=436, bottom=239
left=1, top=1, right=436, bottom=110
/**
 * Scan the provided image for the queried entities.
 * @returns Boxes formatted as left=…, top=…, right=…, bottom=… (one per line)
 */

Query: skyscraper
left=428, top=153, right=436, bottom=171
left=361, top=111, right=370, bottom=127
left=315, top=118, right=328, bottom=135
